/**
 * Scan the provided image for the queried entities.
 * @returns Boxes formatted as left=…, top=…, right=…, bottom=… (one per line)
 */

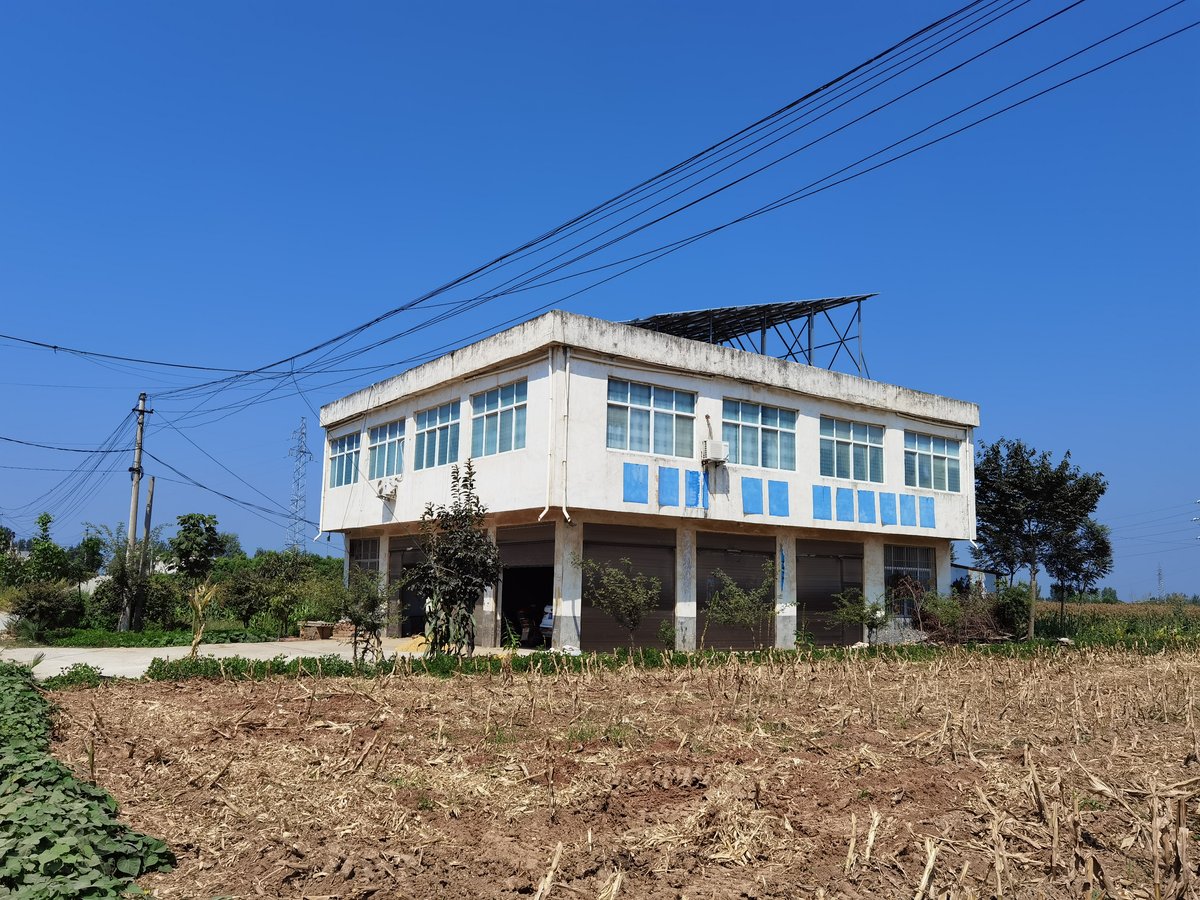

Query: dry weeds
left=50, top=648, right=1200, bottom=898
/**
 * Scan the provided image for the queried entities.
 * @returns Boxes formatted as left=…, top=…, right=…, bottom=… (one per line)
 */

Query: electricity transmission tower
left=286, top=418, right=313, bottom=553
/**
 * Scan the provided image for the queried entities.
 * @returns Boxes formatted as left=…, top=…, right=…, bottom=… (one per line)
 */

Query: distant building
left=319, top=301, right=979, bottom=649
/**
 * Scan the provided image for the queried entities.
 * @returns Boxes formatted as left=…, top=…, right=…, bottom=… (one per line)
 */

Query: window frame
left=903, top=430, right=962, bottom=492
left=819, top=415, right=884, bottom=483
left=328, top=431, right=361, bottom=488
left=605, top=378, right=695, bottom=459
left=367, top=419, right=404, bottom=480
left=470, top=378, right=528, bottom=458
left=413, top=401, right=461, bottom=471
left=721, top=399, right=797, bottom=470
left=884, top=544, right=935, bottom=617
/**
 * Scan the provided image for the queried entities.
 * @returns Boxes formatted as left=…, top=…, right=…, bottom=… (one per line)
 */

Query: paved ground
left=0, top=635, right=431, bottom=679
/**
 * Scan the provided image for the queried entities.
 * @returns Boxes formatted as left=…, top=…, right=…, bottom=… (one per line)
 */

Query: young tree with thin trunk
left=973, top=439, right=1107, bottom=641
left=169, top=513, right=224, bottom=657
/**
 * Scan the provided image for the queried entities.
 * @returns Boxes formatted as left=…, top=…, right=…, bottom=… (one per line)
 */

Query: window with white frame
left=722, top=400, right=796, bottom=469
left=470, top=379, right=527, bottom=457
left=328, top=432, right=361, bottom=488
left=349, top=537, right=380, bottom=573
left=414, top=401, right=460, bottom=470
left=819, top=416, right=884, bottom=482
left=884, top=545, right=934, bottom=617
left=904, top=431, right=961, bottom=492
left=606, top=378, right=694, bottom=457
left=368, top=419, right=404, bottom=480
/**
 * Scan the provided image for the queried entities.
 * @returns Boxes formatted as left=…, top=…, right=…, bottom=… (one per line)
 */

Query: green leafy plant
left=577, top=555, right=662, bottom=648
left=702, top=561, right=775, bottom=648
left=656, top=618, right=676, bottom=650
left=11, top=580, right=82, bottom=641
left=830, top=588, right=889, bottom=645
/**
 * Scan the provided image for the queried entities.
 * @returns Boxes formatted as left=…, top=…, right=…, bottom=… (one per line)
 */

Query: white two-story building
left=319, top=302, right=979, bottom=650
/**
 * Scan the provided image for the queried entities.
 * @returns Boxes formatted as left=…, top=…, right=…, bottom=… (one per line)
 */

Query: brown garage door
left=581, top=524, right=675, bottom=652
left=796, top=540, right=863, bottom=646
left=697, top=532, right=776, bottom=650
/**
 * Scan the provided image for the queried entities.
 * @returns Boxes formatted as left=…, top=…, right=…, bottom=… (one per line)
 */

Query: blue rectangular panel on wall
left=899, top=494, right=917, bottom=526
left=742, top=477, right=764, bottom=515
left=623, top=462, right=649, bottom=504
left=768, top=481, right=789, bottom=517
left=857, top=490, right=876, bottom=524
left=702, top=471, right=709, bottom=509
left=658, top=466, right=679, bottom=507
left=812, top=485, right=832, bottom=520
left=685, top=470, right=710, bottom=509
left=879, top=492, right=897, bottom=526
left=919, top=496, right=936, bottom=529
left=836, top=488, right=855, bottom=522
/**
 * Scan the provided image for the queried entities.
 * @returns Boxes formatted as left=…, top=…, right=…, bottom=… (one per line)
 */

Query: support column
left=863, top=536, right=886, bottom=644
left=474, top=525, right=499, bottom=648
left=935, top=542, right=953, bottom=596
left=774, top=532, right=797, bottom=649
left=675, top=526, right=697, bottom=651
left=551, top=519, right=583, bottom=649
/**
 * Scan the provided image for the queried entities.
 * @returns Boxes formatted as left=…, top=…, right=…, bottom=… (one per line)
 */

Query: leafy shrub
left=0, top=661, right=174, bottom=895
left=44, top=627, right=272, bottom=648
left=41, top=663, right=104, bottom=690
left=992, top=584, right=1031, bottom=635
left=11, top=581, right=82, bottom=640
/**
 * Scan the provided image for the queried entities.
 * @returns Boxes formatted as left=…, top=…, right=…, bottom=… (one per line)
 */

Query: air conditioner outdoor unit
left=701, top=439, right=729, bottom=465
left=375, top=477, right=401, bottom=501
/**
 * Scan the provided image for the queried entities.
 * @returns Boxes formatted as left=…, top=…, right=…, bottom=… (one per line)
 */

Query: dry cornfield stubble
left=50, top=648, right=1200, bottom=899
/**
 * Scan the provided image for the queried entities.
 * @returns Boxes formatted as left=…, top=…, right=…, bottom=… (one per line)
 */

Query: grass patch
left=43, top=627, right=273, bottom=648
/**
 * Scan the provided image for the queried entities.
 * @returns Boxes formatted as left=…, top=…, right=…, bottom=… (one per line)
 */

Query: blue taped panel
left=702, top=471, right=710, bottom=510
left=899, top=494, right=917, bottom=527
left=879, top=492, right=897, bottom=526
left=658, top=466, right=679, bottom=507
left=836, top=488, right=855, bottom=522
left=742, top=477, right=764, bottom=516
left=857, top=490, right=876, bottom=524
left=623, top=462, right=648, bottom=504
left=919, top=496, right=936, bottom=529
left=685, top=470, right=700, bottom=508
left=768, top=480, right=789, bottom=517
left=812, top=485, right=832, bottom=520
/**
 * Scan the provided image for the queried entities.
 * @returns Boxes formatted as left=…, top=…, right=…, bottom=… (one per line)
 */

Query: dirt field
left=50, top=649, right=1200, bottom=899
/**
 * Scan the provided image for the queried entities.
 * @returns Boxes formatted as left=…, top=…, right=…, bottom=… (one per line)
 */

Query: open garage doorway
left=497, top=525, right=555, bottom=650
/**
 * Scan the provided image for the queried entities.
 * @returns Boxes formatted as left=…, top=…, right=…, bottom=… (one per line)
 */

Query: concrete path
left=0, top=636, right=430, bottom=679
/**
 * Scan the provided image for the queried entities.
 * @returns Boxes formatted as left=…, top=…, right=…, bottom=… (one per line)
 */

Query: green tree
left=1046, top=518, right=1113, bottom=623
left=169, top=514, right=225, bottom=656
left=972, top=438, right=1107, bottom=641
left=578, top=556, right=662, bottom=649
left=22, top=513, right=71, bottom=585
left=702, top=561, right=775, bottom=648
left=343, top=569, right=388, bottom=664
left=409, top=461, right=501, bottom=656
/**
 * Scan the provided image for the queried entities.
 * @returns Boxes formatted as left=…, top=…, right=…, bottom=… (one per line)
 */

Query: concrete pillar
left=936, top=541, right=953, bottom=596
left=863, top=536, right=886, bottom=643
left=675, top=526, right=697, bottom=650
left=474, top=525, right=499, bottom=648
left=774, top=532, right=797, bottom=649
left=551, top=519, right=583, bottom=649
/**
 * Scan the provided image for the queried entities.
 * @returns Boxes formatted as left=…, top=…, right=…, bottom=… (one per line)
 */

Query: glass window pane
left=933, top=456, right=947, bottom=491
left=904, top=450, right=916, bottom=486
left=448, top=423, right=459, bottom=461
left=779, top=409, right=796, bottom=430
left=472, top=395, right=485, bottom=415
left=853, top=443, right=868, bottom=481
left=652, top=386, right=673, bottom=410
left=514, top=406, right=527, bottom=449
left=485, top=413, right=498, bottom=456
left=500, top=383, right=515, bottom=407
left=868, top=425, right=883, bottom=445
left=762, top=429, right=779, bottom=468
left=415, top=433, right=426, bottom=470
left=606, top=406, right=627, bottom=449
left=723, top=399, right=739, bottom=421
left=675, top=416, right=693, bottom=458
left=835, top=419, right=851, bottom=440
left=820, top=439, right=834, bottom=477
left=723, top=422, right=739, bottom=463
left=675, top=393, right=694, bottom=414
left=499, top=408, right=513, bottom=452
left=630, top=382, right=651, bottom=407
left=947, top=457, right=961, bottom=492
left=629, top=408, right=650, bottom=452
left=835, top=441, right=851, bottom=479
left=945, top=439, right=959, bottom=457
left=917, top=433, right=931, bottom=452
left=820, top=416, right=835, bottom=437
left=780, top=432, right=796, bottom=470
left=653, top=413, right=674, bottom=455
left=742, top=426, right=759, bottom=466
left=761, top=407, right=778, bottom=428
left=851, top=422, right=866, bottom=443
left=932, top=436, right=946, bottom=455
left=486, top=389, right=499, bottom=412
left=437, top=426, right=450, bottom=465
left=904, top=431, right=916, bottom=450
left=471, top=419, right=484, bottom=457
left=918, top=454, right=932, bottom=489
left=424, top=433, right=436, bottom=469
left=608, top=379, right=628, bottom=402
left=869, top=445, right=883, bottom=483
left=515, top=380, right=527, bottom=404
left=741, top=403, right=760, bottom=424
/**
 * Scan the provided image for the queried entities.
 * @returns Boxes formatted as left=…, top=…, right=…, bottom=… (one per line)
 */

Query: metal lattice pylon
left=286, top=418, right=313, bottom=552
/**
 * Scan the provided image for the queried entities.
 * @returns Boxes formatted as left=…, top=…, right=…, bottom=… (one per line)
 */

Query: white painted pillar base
left=863, top=536, right=886, bottom=644
left=675, top=526, right=697, bottom=651
left=552, top=519, right=583, bottom=649
left=774, top=533, right=797, bottom=649
left=475, top=525, right=499, bottom=648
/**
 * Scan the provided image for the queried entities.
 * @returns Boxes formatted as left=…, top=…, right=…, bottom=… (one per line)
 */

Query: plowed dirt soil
left=50, top=648, right=1200, bottom=898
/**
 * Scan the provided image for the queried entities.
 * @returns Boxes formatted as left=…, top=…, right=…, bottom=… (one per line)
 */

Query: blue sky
left=0, top=1, right=1196, bottom=598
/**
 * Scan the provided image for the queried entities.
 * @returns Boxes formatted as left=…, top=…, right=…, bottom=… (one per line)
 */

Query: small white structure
left=319, top=303, right=979, bottom=650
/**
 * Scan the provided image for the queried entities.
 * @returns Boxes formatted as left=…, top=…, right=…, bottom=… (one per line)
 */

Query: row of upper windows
left=603, top=378, right=961, bottom=493
left=329, top=375, right=963, bottom=493
left=328, top=379, right=528, bottom=488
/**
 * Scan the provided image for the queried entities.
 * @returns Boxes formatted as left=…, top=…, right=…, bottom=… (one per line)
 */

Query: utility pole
left=119, top=392, right=151, bottom=632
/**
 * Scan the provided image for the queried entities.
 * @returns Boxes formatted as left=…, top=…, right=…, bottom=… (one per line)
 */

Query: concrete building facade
left=319, top=309, right=980, bottom=650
